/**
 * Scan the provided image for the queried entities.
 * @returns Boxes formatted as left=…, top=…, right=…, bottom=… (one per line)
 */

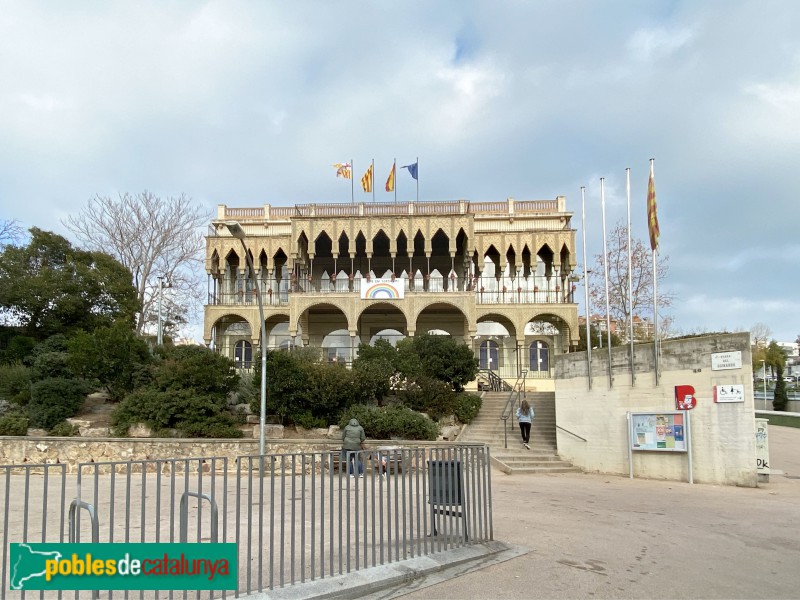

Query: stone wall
left=554, top=333, right=758, bottom=487
left=0, top=436, right=473, bottom=471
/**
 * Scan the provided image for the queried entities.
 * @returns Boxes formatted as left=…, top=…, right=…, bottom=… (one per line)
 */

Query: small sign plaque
left=711, top=351, right=742, bottom=371
left=713, top=384, right=744, bottom=403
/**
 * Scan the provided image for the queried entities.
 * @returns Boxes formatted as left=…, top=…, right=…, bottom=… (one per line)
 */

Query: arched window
left=529, top=341, right=550, bottom=372
left=480, top=340, right=499, bottom=370
left=234, top=340, right=253, bottom=368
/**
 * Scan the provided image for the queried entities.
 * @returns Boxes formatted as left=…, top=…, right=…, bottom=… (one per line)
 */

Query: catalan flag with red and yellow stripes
left=647, top=161, right=659, bottom=251
left=361, top=164, right=373, bottom=193
left=385, top=162, right=395, bottom=192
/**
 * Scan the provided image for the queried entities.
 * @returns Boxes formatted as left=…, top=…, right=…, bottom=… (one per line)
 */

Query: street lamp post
left=156, top=276, right=171, bottom=346
left=761, top=359, right=767, bottom=411
left=225, top=221, right=267, bottom=455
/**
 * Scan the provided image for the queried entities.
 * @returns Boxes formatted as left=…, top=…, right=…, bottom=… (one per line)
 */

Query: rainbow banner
left=360, top=278, right=405, bottom=300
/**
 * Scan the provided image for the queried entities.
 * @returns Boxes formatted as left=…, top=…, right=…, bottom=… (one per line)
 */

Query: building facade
left=203, top=197, right=579, bottom=383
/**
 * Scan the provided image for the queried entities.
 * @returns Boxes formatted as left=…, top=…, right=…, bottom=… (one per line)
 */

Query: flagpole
left=581, top=186, right=592, bottom=390
left=416, top=156, right=419, bottom=202
left=600, top=177, right=613, bottom=388
left=351, top=158, right=354, bottom=204
left=626, top=167, right=635, bottom=386
left=372, top=159, right=375, bottom=203
left=650, top=158, right=660, bottom=386
left=394, top=158, right=397, bottom=203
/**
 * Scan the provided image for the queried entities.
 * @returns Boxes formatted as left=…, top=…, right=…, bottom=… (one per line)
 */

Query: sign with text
left=9, top=543, right=237, bottom=591
left=713, top=384, right=745, bottom=403
left=711, top=351, right=742, bottom=371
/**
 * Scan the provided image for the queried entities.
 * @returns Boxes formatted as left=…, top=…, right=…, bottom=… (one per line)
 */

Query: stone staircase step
left=468, top=390, right=579, bottom=476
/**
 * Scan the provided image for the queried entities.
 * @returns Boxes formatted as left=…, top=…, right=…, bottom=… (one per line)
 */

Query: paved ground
left=388, top=425, right=800, bottom=599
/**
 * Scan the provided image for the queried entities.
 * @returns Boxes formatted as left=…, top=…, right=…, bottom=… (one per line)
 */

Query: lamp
left=225, top=221, right=267, bottom=455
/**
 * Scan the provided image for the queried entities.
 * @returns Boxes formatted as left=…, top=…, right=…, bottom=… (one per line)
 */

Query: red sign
left=675, top=385, right=697, bottom=410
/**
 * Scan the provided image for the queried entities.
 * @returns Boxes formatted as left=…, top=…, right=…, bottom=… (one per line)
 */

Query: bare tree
left=588, top=221, right=674, bottom=340
left=750, top=322, right=772, bottom=348
left=63, top=191, right=210, bottom=336
left=0, top=219, right=24, bottom=247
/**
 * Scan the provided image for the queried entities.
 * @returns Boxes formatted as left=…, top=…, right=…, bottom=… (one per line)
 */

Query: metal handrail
left=556, top=425, right=588, bottom=442
left=500, top=371, right=528, bottom=449
left=478, top=369, right=512, bottom=392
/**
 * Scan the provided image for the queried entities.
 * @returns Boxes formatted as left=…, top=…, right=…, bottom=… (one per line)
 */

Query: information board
left=629, top=412, right=687, bottom=452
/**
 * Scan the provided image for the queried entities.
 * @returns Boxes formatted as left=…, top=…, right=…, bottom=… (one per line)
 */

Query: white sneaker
left=524, top=443, right=530, bottom=450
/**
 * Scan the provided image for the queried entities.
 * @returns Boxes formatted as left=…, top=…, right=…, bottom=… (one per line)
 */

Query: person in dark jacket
left=342, top=418, right=366, bottom=476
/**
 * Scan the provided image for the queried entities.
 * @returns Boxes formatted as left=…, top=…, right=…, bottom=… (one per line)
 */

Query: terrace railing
left=208, top=276, right=575, bottom=307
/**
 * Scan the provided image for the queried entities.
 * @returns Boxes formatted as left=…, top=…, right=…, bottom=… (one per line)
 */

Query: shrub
left=257, top=349, right=366, bottom=426
left=180, top=415, right=243, bottom=439
left=49, top=421, right=80, bottom=437
left=398, top=376, right=457, bottom=421
left=454, top=393, right=482, bottom=424
left=339, top=404, right=439, bottom=441
left=0, top=410, right=29, bottom=436
left=113, top=388, right=241, bottom=438
left=28, top=378, right=90, bottom=430
left=0, top=361, right=32, bottom=406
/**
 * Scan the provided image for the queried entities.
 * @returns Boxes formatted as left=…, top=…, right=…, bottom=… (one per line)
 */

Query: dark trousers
left=343, top=450, right=363, bottom=474
left=519, top=422, right=531, bottom=444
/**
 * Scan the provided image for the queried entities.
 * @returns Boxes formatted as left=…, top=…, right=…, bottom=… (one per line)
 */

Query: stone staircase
left=458, top=391, right=580, bottom=475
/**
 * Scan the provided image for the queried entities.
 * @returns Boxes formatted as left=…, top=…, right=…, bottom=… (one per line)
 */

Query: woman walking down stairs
left=459, top=391, right=580, bottom=475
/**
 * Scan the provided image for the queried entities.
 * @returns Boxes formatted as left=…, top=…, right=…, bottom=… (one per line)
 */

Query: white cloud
left=627, top=26, right=694, bottom=62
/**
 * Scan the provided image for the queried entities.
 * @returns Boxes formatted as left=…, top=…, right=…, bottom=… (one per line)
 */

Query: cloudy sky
left=1, top=1, right=799, bottom=343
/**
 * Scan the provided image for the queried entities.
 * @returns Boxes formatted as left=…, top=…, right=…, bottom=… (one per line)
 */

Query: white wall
left=555, top=333, right=757, bottom=487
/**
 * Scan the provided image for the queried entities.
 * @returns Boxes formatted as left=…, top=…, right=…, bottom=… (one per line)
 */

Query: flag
left=647, top=161, right=660, bottom=250
left=332, top=163, right=352, bottom=179
left=361, top=164, right=373, bottom=192
left=385, top=163, right=395, bottom=192
left=401, top=162, right=418, bottom=180
left=333, top=163, right=352, bottom=179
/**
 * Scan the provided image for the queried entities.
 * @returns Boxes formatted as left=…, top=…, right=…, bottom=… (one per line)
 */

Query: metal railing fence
left=1, top=445, right=492, bottom=599
left=207, top=276, right=576, bottom=307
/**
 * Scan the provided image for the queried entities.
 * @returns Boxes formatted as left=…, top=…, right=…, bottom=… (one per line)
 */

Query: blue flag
left=402, top=162, right=418, bottom=180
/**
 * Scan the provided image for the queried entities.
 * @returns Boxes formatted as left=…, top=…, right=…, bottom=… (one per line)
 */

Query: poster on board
left=630, top=412, right=687, bottom=452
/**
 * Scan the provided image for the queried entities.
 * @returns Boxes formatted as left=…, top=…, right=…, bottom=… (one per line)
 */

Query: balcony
left=207, top=276, right=576, bottom=307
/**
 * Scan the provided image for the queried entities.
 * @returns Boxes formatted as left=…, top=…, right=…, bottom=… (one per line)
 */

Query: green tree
left=67, top=322, right=152, bottom=401
left=773, top=363, right=789, bottom=411
left=0, top=229, right=139, bottom=341
left=255, top=348, right=367, bottom=426
left=398, top=334, right=478, bottom=392
left=577, top=322, right=623, bottom=351
left=352, top=339, right=397, bottom=401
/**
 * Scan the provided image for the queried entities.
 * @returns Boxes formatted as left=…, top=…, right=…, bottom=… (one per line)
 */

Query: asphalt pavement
left=386, top=424, right=800, bottom=600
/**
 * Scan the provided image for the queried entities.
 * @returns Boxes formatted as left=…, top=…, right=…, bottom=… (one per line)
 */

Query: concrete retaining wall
left=555, top=333, right=758, bottom=487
